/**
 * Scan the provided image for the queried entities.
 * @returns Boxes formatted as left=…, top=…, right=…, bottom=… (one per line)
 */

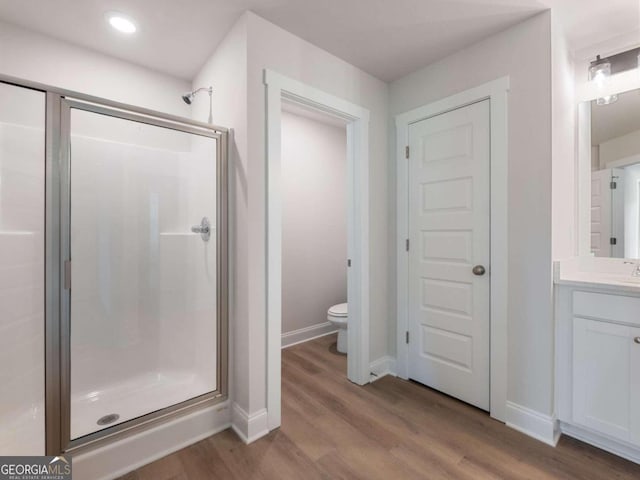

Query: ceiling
left=592, top=88, right=640, bottom=146
left=0, top=0, right=638, bottom=82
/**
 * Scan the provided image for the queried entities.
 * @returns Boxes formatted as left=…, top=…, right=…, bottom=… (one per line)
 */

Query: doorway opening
left=264, top=70, right=371, bottom=430
left=280, top=101, right=349, bottom=361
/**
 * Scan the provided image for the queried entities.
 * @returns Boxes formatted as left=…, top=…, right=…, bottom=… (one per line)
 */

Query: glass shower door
left=66, top=104, right=222, bottom=441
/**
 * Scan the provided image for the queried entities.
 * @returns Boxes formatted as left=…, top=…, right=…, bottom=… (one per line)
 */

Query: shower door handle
left=191, top=217, right=211, bottom=242
left=64, top=260, right=72, bottom=290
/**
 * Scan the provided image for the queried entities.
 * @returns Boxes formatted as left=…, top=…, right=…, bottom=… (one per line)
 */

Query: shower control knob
left=191, top=217, right=211, bottom=242
left=472, top=265, right=486, bottom=276
left=634, top=337, right=640, bottom=344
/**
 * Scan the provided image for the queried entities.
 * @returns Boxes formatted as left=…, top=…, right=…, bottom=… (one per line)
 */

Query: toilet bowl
left=327, top=303, right=348, bottom=353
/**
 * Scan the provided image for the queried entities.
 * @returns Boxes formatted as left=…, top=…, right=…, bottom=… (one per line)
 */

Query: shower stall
left=0, top=76, right=228, bottom=456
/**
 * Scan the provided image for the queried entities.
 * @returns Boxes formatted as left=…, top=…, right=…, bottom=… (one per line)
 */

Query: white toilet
left=327, top=302, right=348, bottom=353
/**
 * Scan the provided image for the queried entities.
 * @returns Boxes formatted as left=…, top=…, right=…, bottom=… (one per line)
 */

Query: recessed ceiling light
left=106, top=12, right=137, bottom=34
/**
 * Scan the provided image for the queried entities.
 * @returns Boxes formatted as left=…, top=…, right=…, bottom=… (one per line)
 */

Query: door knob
left=472, top=265, right=486, bottom=276
left=634, top=337, right=640, bottom=344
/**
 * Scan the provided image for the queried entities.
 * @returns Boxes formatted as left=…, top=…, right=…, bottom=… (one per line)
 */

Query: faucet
left=633, top=263, right=640, bottom=277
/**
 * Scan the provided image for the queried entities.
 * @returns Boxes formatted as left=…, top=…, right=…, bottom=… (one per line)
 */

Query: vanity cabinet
left=556, top=286, right=640, bottom=463
left=572, top=317, right=640, bottom=444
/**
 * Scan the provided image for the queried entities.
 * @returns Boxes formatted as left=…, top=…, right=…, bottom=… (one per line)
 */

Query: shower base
left=70, top=370, right=214, bottom=440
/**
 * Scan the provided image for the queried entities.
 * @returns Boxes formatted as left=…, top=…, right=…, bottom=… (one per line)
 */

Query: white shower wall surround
left=69, top=111, right=218, bottom=439
left=0, top=83, right=45, bottom=455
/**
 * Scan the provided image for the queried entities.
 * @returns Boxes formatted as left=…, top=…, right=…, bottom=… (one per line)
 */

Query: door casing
left=395, top=77, right=509, bottom=422
left=264, top=69, right=372, bottom=432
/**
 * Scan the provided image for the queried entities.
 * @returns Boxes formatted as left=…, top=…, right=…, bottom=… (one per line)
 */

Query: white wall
left=191, top=14, right=248, bottom=420
left=0, top=20, right=189, bottom=116
left=281, top=110, right=347, bottom=336
left=390, top=12, right=554, bottom=417
left=552, top=14, right=577, bottom=261
left=600, top=129, right=640, bottom=165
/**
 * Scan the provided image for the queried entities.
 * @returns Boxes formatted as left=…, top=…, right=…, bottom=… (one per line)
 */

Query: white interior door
left=407, top=100, right=490, bottom=410
left=591, top=169, right=612, bottom=257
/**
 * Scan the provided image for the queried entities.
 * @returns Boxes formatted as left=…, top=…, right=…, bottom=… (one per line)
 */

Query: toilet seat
left=328, top=303, right=348, bottom=317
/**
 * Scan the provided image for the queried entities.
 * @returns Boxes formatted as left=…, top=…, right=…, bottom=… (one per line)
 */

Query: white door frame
left=395, top=77, right=509, bottom=422
left=264, top=69, right=371, bottom=430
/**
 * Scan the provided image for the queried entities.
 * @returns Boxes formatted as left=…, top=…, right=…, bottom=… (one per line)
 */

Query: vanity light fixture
left=589, top=55, right=618, bottom=105
left=106, top=12, right=137, bottom=34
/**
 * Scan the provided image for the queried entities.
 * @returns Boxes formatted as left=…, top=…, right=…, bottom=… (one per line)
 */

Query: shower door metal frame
left=25, top=78, right=230, bottom=455
left=0, top=73, right=229, bottom=456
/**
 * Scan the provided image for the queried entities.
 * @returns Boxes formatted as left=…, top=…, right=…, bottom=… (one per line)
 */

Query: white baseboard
left=369, top=355, right=396, bottom=382
left=281, top=321, right=338, bottom=348
left=231, top=402, right=270, bottom=444
left=506, top=401, right=559, bottom=446
left=73, top=401, right=232, bottom=480
left=560, top=422, right=640, bottom=465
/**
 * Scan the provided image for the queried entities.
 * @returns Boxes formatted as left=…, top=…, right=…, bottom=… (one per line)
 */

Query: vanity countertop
left=554, top=257, right=640, bottom=294
left=555, top=272, right=640, bottom=293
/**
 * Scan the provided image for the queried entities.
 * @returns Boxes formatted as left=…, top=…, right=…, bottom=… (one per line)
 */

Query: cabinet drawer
left=573, top=291, right=640, bottom=326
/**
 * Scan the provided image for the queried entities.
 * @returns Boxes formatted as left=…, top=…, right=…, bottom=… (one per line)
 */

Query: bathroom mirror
left=584, top=87, right=640, bottom=258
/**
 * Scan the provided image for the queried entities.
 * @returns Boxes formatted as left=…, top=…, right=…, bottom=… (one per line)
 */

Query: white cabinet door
left=573, top=317, right=633, bottom=442
left=407, top=99, right=490, bottom=410
left=631, top=326, right=640, bottom=445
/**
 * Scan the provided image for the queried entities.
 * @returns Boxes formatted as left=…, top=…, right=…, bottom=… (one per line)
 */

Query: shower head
left=181, top=86, right=213, bottom=124
left=181, top=86, right=211, bottom=105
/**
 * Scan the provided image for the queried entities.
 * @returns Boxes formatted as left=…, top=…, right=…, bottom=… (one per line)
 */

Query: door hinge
left=405, top=331, right=410, bottom=344
left=610, top=181, right=617, bottom=189
left=347, top=259, right=352, bottom=267
left=64, top=260, right=72, bottom=290
left=610, top=237, right=617, bottom=246
left=405, top=238, right=410, bottom=252
left=405, top=146, right=410, bottom=159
